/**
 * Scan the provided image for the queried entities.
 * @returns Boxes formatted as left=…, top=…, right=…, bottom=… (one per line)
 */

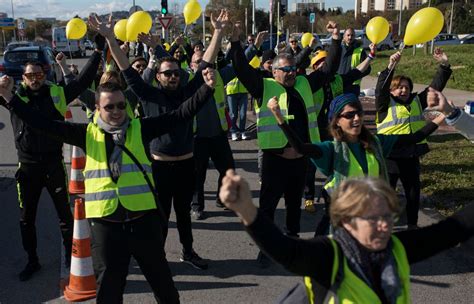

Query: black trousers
left=90, top=212, right=180, bottom=304
left=192, top=133, right=235, bottom=211
left=15, top=161, right=73, bottom=260
left=152, top=157, right=194, bottom=252
left=304, top=160, right=317, bottom=200
left=260, top=152, right=307, bottom=235
left=387, top=157, right=421, bottom=226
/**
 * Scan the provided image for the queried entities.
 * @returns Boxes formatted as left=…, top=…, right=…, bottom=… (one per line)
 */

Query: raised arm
left=202, top=10, right=230, bottom=65
left=375, top=51, right=401, bottom=115
left=89, top=14, right=130, bottom=71
left=230, top=22, right=264, bottom=101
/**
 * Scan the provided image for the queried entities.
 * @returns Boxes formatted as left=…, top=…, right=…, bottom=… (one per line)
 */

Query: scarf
left=333, top=228, right=401, bottom=304
left=96, top=115, right=130, bottom=180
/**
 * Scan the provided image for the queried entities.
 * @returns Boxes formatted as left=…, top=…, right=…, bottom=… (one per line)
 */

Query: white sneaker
left=231, top=133, right=240, bottom=141
left=241, top=132, right=249, bottom=140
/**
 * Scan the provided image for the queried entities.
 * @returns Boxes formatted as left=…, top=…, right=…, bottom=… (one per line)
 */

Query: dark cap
left=262, top=50, right=276, bottom=63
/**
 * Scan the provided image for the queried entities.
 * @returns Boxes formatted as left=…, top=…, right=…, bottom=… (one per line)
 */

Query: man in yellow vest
left=0, top=38, right=103, bottom=281
left=0, top=62, right=216, bottom=302
left=230, top=20, right=341, bottom=267
left=337, top=28, right=371, bottom=96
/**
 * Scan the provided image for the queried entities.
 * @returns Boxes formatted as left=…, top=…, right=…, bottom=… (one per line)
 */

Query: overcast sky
left=0, top=0, right=353, bottom=20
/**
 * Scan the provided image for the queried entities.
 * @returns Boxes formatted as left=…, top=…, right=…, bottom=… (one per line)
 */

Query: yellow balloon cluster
left=66, top=18, right=87, bottom=40
left=183, top=0, right=202, bottom=25
left=114, top=19, right=128, bottom=42
left=404, top=7, right=444, bottom=46
left=301, top=32, right=313, bottom=48
left=126, top=11, right=152, bottom=42
left=366, top=17, right=389, bottom=44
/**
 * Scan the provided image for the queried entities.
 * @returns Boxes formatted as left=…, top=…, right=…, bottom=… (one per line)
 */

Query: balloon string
left=67, top=39, right=75, bottom=66
left=380, top=42, right=405, bottom=89
left=184, top=25, right=187, bottom=35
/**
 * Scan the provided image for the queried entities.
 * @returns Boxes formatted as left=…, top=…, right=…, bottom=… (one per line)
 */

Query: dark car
left=4, top=41, right=35, bottom=54
left=460, top=34, right=474, bottom=45
left=0, top=46, right=63, bottom=85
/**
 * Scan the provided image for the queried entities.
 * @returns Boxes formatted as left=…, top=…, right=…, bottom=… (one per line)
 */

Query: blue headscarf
left=328, top=93, right=361, bottom=121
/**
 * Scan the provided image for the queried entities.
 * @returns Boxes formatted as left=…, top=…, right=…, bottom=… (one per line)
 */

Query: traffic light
left=280, top=0, right=287, bottom=17
left=161, top=0, right=168, bottom=15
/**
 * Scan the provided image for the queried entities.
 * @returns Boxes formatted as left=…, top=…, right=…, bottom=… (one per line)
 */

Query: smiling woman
left=268, top=92, right=446, bottom=235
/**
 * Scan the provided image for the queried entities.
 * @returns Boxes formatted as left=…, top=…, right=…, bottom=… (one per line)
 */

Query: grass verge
left=421, top=133, right=474, bottom=216
left=370, top=45, right=474, bottom=91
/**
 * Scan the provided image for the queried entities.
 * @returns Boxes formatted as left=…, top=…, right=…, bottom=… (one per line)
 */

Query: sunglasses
left=290, top=40, right=297, bottom=44
left=339, top=110, right=363, bottom=119
left=159, top=69, right=180, bottom=77
left=102, top=101, right=127, bottom=112
left=277, top=66, right=297, bottom=73
left=133, top=64, right=147, bottom=69
left=24, top=72, right=45, bottom=80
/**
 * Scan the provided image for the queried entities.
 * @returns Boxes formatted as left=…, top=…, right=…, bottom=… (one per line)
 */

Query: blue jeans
left=227, top=93, right=248, bottom=134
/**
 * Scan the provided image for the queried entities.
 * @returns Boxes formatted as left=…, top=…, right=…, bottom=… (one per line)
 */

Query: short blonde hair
left=329, top=178, right=400, bottom=228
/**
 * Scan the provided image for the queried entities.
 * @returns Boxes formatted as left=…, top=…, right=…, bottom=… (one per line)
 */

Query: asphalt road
left=0, top=54, right=472, bottom=303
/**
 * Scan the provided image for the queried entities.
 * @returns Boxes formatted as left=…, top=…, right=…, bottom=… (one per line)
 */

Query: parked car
left=52, top=26, right=86, bottom=58
left=4, top=41, right=35, bottom=54
left=460, top=34, right=474, bottom=45
left=289, top=33, right=323, bottom=50
left=83, top=39, right=94, bottom=50
left=416, top=33, right=461, bottom=48
left=321, top=29, right=395, bottom=51
left=0, top=46, right=63, bottom=85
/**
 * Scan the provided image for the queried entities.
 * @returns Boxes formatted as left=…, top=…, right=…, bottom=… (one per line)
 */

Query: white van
left=52, top=26, right=86, bottom=58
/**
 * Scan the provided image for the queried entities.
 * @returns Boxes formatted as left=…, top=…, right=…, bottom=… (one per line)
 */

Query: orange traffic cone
left=69, top=145, right=86, bottom=194
left=64, top=198, right=96, bottom=302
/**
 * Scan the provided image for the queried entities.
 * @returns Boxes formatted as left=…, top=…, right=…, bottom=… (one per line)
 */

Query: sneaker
left=231, top=133, right=240, bottom=141
left=304, top=199, right=316, bottom=213
left=241, top=132, right=250, bottom=140
left=191, top=210, right=205, bottom=220
left=19, top=260, right=41, bottom=281
left=180, top=250, right=208, bottom=270
left=256, top=251, right=272, bottom=269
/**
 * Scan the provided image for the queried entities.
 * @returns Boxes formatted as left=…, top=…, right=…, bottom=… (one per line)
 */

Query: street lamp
left=11, top=0, right=17, bottom=40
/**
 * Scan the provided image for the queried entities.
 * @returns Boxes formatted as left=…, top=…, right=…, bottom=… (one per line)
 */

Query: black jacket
left=3, top=51, right=101, bottom=163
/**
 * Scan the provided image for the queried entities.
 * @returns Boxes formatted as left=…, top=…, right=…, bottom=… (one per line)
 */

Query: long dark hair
left=328, top=101, right=376, bottom=152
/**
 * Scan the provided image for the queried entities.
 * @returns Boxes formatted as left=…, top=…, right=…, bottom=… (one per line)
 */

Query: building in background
left=355, top=0, right=428, bottom=18
left=291, top=0, right=325, bottom=14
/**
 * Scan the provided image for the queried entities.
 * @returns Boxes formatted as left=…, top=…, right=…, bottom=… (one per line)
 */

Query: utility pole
left=269, top=0, right=273, bottom=50
left=276, top=1, right=280, bottom=49
left=252, top=0, right=256, bottom=34
left=245, top=8, right=248, bottom=38
left=397, top=0, right=402, bottom=37
left=11, top=0, right=16, bottom=41
left=448, top=0, right=454, bottom=34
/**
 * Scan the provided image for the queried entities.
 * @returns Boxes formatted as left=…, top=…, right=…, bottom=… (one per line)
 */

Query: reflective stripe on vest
left=226, top=77, right=248, bottom=95
left=193, top=72, right=228, bottom=133
left=324, top=146, right=380, bottom=192
left=376, top=96, right=427, bottom=144
left=257, top=76, right=318, bottom=149
left=305, top=236, right=410, bottom=304
left=17, top=82, right=67, bottom=117
left=351, top=47, right=363, bottom=86
left=83, top=119, right=156, bottom=218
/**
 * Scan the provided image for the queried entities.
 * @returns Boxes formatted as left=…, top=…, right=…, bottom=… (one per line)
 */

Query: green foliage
left=369, top=45, right=474, bottom=91
left=421, top=134, right=474, bottom=215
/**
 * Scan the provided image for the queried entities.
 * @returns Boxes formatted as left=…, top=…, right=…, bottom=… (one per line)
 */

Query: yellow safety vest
left=324, top=143, right=380, bottom=192
left=312, top=75, right=344, bottom=135
left=83, top=119, right=156, bottom=218
left=193, top=72, right=228, bottom=133
left=376, top=96, right=427, bottom=144
left=226, top=77, right=248, bottom=95
left=17, top=82, right=67, bottom=117
left=304, top=236, right=410, bottom=304
left=351, top=47, right=363, bottom=86
left=256, top=77, right=319, bottom=149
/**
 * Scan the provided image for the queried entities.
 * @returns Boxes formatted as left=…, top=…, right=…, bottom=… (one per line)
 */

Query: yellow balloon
left=301, top=32, right=313, bottom=48
left=249, top=56, right=260, bottom=68
left=183, top=0, right=202, bottom=25
left=366, top=16, right=389, bottom=44
left=114, top=19, right=128, bottom=42
left=404, top=7, right=444, bottom=46
left=66, top=18, right=87, bottom=40
left=126, top=11, right=152, bottom=42
left=163, top=42, right=171, bottom=51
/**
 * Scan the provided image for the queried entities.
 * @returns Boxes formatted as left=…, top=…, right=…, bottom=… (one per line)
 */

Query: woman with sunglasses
left=268, top=93, right=445, bottom=235
left=219, top=170, right=474, bottom=304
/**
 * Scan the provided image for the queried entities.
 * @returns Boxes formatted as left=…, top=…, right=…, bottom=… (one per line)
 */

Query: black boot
left=19, top=258, right=41, bottom=281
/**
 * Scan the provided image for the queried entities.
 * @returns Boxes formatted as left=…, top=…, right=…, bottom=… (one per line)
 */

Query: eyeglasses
left=290, top=40, right=297, bottom=44
left=24, top=72, right=45, bottom=80
left=159, top=69, right=180, bottom=77
left=355, top=214, right=399, bottom=226
left=102, top=101, right=127, bottom=112
left=339, top=110, right=363, bottom=119
left=277, top=66, right=297, bottom=73
left=133, top=64, right=147, bottom=69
